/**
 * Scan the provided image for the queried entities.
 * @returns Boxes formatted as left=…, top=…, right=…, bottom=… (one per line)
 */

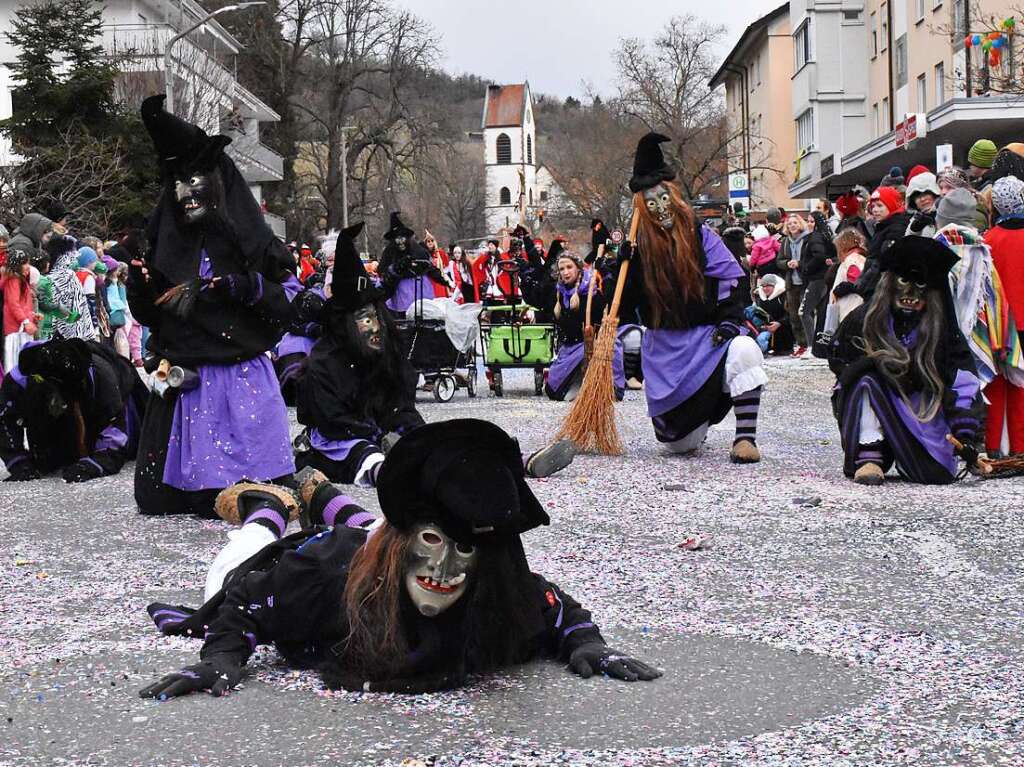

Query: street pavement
left=2, top=357, right=1023, bottom=766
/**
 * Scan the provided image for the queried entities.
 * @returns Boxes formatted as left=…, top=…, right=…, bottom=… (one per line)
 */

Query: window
left=872, top=103, right=880, bottom=137
left=540, top=190, right=548, bottom=202
left=952, top=0, right=965, bottom=39
left=499, top=187, right=511, bottom=205
left=935, top=62, right=946, bottom=104
left=496, top=133, right=511, bottom=164
left=754, top=52, right=762, bottom=85
left=796, top=109, right=814, bottom=150
left=528, top=189, right=533, bottom=205
left=881, top=96, right=890, bottom=130
left=870, top=13, right=878, bottom=57
left=794, top=21, right=812, bottom=69
left=895, top=35, right=908, bottom=87
left=526, top=134, right=533, bottom=165
left=915, top=0, right=925, bottom=21
left=843, top=10, right=861, bottom=21
left=917, top=73, right=928, bottom=111
left=880, top=4, right=888, bottom=51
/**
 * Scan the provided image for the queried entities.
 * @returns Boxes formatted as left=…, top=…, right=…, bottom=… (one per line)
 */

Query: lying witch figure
left=829, top=236, right=986, bottom=485
left=616, top=133, right=768, bottom=462
left=140, top=419, right=661, bottom=698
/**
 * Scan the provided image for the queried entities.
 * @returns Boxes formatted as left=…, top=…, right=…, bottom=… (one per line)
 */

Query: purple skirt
left=547, top=341, right=625, bottom=398
left=277, top=332, right=316, bottom=359
left=387, top=276, right=435, bottom=313
left=642, top=326, right=730, bottom=418
left=163, top=355, right=294, bottom=490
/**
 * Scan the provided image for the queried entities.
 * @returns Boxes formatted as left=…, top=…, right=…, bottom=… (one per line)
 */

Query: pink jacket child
left=748, top=225, right=780, bottom=271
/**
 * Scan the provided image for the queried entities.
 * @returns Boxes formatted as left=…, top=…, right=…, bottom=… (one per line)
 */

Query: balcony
left=228, top=139, right=284, bottom=184
left=263, top=211, right=286, bottom=240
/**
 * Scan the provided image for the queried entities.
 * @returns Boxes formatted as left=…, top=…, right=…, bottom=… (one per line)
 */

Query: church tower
left=481, top=82, right=537, bottom=234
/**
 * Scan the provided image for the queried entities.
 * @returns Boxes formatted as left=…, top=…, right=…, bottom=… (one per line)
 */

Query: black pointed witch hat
left=141, top=94, right=232, bottom=175
left=330, top=222, right=385, bottom=311
left=629, top=132, right=676, bottom=193
left=880, top=235, right=959, bottom=289
left=382, top=211, right=415, bottom=241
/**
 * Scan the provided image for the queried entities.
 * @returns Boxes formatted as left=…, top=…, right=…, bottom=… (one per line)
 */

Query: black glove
left=956, top=440, right=981, bottom=468
left=61, top=458, right=104, bottom=483
left=511, top=224, right=529, bottom=239
left=138, top=654, right=244, bottom=700
left=711, top=320, right=742, bottom=346
left=209, top=272, right=260, bottom=305
left=294, top=289, right=325, bottom=325
left=127, top=257, right=151, bottom=287
left=568, top=642, right=662, bottom=682
left=4, top=458, right=41, bottom=482
left=832, top=281, right=858, bottom=299
left=618, top=241, right=633, bottom=263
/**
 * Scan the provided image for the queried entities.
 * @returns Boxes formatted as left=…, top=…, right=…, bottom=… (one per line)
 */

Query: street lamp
left=163, top=1, right=266, bottom=115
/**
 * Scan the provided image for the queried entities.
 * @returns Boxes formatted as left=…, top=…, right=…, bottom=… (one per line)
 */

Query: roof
left=708, top=2, right=789, bottom=90
left=482, top=83, right=528, bottom=129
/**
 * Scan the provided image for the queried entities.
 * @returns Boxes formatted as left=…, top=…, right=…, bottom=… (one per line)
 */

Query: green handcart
left=478, top=305, right=556, bottom=397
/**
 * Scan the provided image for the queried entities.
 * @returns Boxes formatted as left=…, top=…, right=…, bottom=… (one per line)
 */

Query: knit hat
left=101, top=255, right=119, bottom=272
left=937, top=166, right=970, bottom=190
left=5, top=247, right=29, bottom=270
left=991, top=175, right=1024, bottom=217
left=835, top=192, right=861, bottom=218
left=935, top=188, right=980, bottom=229
left=906, top=165, right=930, bottom=183
left=870, top=187, right=905, bottom=217
left=879, top=166, right=905, bottom=187
left=905, top=172, right=940, bottom=209
left=751, top=224, right=770, bottom=240
left=77, top=246, right=98, bottom=269
left=968, top=139, right=998, bottom=169
left=93, top=261, right=108, bottom=275
left=765, top=206, right=783, bottom=225
left=989, top=148, right=1024, bottom=183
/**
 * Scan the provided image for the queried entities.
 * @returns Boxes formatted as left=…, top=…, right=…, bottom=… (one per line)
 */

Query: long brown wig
left=632, top=182, right=703, bottom=327
left=861, top=272, right=947, bottom=420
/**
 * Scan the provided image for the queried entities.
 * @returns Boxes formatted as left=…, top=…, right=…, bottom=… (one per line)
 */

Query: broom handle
left=585, top=244, right=603, bottom=331
left=608, top=209, right=641, bottom=321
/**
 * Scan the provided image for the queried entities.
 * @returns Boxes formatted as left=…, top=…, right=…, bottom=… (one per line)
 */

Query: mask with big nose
left=175, top=174, right=214, bottom=225
left=404, top=523, right=478, bottom=617
left=643, top=183, right=674, bottom=230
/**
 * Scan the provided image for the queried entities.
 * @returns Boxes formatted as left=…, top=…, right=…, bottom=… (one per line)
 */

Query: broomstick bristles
left=557, top=317, right=622, bottom=455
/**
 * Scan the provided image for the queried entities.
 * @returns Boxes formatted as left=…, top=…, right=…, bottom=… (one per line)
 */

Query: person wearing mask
left=776, top=214, right=809, bottom=355
left=905, top=172, right=941, bottom=238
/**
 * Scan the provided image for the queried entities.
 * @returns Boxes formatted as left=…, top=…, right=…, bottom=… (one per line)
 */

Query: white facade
left=788, top=0, right=871, bottom=199
left=0, top=0, right=285, bottom=237
left=482, top=83, right=538, bottom=233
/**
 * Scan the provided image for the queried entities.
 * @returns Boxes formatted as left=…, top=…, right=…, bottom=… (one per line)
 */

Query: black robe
left=146, top=517, right=606, bottom=690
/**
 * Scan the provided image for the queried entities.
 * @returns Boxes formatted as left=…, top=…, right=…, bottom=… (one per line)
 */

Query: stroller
left=393, top=260, right=478, bottom=402
left=478, top=259, right=556, bottom=397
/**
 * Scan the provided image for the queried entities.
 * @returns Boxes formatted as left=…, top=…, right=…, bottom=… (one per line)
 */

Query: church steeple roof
left=482, top=83, right=530, bottom=129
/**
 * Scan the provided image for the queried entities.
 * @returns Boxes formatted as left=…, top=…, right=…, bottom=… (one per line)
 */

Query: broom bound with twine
left=556, top=208, right=639, bottom=455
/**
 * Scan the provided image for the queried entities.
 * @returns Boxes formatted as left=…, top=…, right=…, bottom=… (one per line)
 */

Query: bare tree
left=615, top=15, right=776, bottom=198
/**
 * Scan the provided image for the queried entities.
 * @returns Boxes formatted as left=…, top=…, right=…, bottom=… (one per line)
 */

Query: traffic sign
left=610, top=228, right=623, bottom=244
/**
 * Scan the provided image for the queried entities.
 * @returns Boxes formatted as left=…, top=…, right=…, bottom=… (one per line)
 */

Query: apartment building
left=788, top=0, right=1024, bottom=196
left=709, top=4, right=806, bottom=212
left=0, top=0, right=285, bottom=237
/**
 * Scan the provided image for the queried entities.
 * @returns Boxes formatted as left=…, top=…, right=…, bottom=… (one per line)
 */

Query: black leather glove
left=832, top=281, right=858, bottom=299
left=4, top=458, right=41, bottom=482
left=568, top=642, right=662, bottom=682
left=61, top=458, right=104, bottom=483
left=956, top=440, right=981, bottom=468
left=711, top=321, right=742, bottom=346
left=138, top=654, right=244, bottom=700
left=618, top=241, right=633, bottom=263
left=209, top=273, right=260, bottom=305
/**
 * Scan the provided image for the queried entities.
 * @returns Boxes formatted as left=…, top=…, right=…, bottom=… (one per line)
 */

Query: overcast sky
left=396, top=0, right=783, bottom=99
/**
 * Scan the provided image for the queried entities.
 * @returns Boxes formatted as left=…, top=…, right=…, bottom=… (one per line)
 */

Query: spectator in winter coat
left=905, top=172, right=940, bottom=238
left=44, top=236, right=96, bottom=341
left=854, top=187, right=912, bottom=299
left=982, top=175, right=1024, bottom=455
left=776, top=214, right=810, bottom=353
left=968, top=139, right=998, bottom=191
left=797, top=212, right=835, bottom=359
left=750, top=274, right=793, bottom=354
left=828, top=228, right=867, bottom=324
left=748, top=225, right=780, bottom=279
left=1, top=249, right=41, bottom=372
left=6, top=213, right=54, bottom=267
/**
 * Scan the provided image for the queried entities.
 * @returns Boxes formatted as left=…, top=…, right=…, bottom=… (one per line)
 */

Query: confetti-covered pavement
left=2, top=358, right=1023, bottom=766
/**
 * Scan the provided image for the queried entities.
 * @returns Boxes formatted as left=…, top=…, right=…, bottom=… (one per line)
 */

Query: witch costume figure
left=521, top=249, right=625, bottom=402
left=616, top=134, right=768, bottom=462
left=139, top=419, right=661, bottom=699
left=378, top=212, right=449, bottom=317
left=829, top=236, right=986, bottom=485
left=0, top=338, right=144, bottom=482
left=128, top=95, right=301, bottom=517
left=293, top=224, right=575, bottom=486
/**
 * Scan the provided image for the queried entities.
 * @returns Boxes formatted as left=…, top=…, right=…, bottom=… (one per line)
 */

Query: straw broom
left=946, top=434, right=1024, bottom=477
left=556, top=209, right=639, bottom=455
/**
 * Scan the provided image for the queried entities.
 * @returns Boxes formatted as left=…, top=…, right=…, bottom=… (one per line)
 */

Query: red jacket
left=1, top=272, right=35, bottom=336
left=427, top=248, right=452, bottom=298
left=471, top=251, right=521, bottom=303
left=985, top=223, right=1024, bottom=330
